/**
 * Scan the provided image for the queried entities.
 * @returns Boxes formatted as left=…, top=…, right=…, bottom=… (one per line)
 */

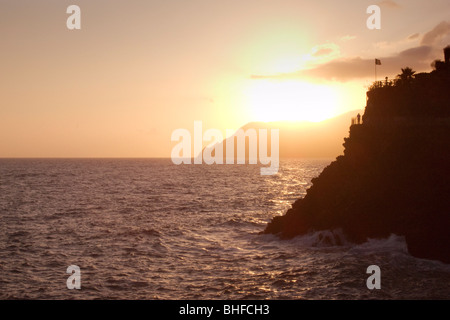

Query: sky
left=1, top=0, right=450, bottom=157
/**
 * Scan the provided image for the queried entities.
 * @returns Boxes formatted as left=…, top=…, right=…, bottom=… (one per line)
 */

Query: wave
left=220, top=218, right=262, bottom=228
left=258, top=229, right=408, bottom=252
left=291, top=229, right=349, bottom=247
left=348, top=234, right=408, bottom=255
left=117, top=227, right=161, bottom=238
left=257, top=230, right=450, bottom=267
left=256, top=229, right=350, bottom=248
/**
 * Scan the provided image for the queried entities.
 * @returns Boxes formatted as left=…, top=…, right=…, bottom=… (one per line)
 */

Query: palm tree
left=397, top=67, right=416, bottom=85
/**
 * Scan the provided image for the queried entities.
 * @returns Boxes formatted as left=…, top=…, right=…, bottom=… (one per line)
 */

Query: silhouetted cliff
left=263, top=48, right=450, bottom=263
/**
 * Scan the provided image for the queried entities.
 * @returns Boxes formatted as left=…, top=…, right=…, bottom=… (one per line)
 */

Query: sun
left=244, top=79, right=339, bottom=122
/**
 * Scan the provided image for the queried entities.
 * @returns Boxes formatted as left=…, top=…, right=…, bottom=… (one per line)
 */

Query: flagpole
left=375, top=59, right=377, bottom=82
left=374, top=59, right=381, bottom=83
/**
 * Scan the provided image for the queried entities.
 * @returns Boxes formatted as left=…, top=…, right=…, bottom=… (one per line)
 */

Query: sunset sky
left=1, top=0, right=450, bottom=157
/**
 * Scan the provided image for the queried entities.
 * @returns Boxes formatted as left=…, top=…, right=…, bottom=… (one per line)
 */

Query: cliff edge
left=263, top=47, right=450, bottom=263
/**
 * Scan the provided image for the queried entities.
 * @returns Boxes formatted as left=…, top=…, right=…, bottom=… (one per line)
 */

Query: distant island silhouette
left=263, top=46, right=450, bottom=264
left=201, top=110, right=363, bottom=161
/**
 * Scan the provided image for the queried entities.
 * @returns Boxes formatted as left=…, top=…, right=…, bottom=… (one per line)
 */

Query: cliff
left=263, top=50, right=450, bottom=263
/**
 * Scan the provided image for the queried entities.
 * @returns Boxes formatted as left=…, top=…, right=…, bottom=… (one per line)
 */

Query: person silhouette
left=357, top=113, right=361, bottom=124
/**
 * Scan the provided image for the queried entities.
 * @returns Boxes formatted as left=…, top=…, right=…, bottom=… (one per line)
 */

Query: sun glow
left=244, top=80, right=340, bottom=122
left=265, top=54, right=308, bottom=74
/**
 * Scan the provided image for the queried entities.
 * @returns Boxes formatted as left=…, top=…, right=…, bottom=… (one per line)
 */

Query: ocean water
left=0, top=158, right=449, bottom=300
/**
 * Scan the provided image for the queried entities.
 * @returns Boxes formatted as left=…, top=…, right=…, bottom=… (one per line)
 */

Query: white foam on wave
left=290, top=229, right=350, bottom=247
left=256, top=229, right=350, bottom=248
left=348, top=234, right=408, bottom=255
left=257, top=230, right=409, bottom=253
left=258, top=230, right=450, bottom=270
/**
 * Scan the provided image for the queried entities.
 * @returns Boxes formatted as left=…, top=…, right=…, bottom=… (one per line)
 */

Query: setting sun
left=244, top=79, right=339, bottom=122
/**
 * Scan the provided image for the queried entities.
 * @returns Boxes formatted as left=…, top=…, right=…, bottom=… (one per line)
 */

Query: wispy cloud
left=313, top=48, right=334, bottom=57
left=408, top=33, right=420, bottom=41
left=251, top=22, right=449, bottom=82
left=251, top=46, right=434, bottom=82
left=421, top=21, right=450, bottom=45
left=340, top=35, right=357, bottom=42
left=310, top=43, right=340, bottom=59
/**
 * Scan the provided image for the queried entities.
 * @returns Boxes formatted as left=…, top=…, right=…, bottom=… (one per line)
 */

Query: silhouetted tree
left=431, top=59, right=447, bottom=72
left=397, top=67, right=416, bottom=85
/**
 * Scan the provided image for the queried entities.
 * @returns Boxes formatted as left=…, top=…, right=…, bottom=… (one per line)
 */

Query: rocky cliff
left=263, top=54, right=450, bottom=263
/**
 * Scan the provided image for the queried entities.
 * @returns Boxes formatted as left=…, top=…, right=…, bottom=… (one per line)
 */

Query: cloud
left=313, top=48, right=334, bottom=57
left=398, top=45, right=432, bottom=59
left=311, top=43, right=340, bottom=56
left=251, top=46, right=434, bottom=82
left=408, top=33, right=420, bottom=40
left=302, top=46, right=433, bottom=80
left=251, top=22, right=450, bottom=82
left=340, top=35, right=356, bottom=42
left=421, top=21, right=450, bottom=45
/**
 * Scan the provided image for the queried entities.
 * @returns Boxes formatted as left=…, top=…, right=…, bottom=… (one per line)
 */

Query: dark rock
left=262, top=50, right=450, bottom=264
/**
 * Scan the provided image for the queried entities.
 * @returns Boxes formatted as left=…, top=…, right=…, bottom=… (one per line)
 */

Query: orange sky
left=1, top=0, right=450, bottom=157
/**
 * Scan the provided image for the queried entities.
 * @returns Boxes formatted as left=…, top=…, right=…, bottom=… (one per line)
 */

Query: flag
left=375, top=59, right=381, bottom=65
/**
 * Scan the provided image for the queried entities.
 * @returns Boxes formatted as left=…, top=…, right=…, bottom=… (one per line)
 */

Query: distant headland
left=263, top=46, right=450, bottom=264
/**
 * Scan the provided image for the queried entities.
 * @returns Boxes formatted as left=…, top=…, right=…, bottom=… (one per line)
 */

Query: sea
left=1, top=158, right=449, bottom=300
